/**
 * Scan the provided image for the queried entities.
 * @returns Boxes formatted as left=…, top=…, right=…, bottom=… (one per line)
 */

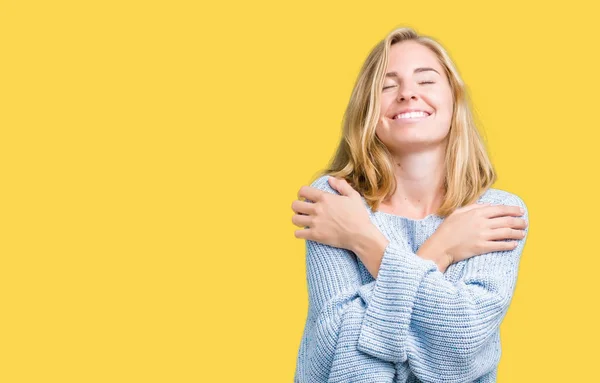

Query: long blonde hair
left=315, top=27, right=496, bottom=217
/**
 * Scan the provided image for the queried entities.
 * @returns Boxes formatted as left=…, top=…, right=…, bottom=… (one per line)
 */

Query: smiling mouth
left=390, top=111, right=432, bottom=123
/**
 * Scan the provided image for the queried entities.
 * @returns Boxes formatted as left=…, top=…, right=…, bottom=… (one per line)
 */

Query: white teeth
left=394, top=111, right=429, bottom=119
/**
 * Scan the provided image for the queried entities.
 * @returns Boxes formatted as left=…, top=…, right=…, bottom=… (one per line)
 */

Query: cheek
left=374, top=119, right=388, bottom=140
left=441, top=87, right=454, bottom=113
left=430, top=91, right=453, bottom=117
left=379, top=96, right=394, bottom=114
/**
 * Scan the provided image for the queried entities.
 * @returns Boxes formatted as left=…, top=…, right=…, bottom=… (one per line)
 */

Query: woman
left=291, top=27, right=529, bottom=383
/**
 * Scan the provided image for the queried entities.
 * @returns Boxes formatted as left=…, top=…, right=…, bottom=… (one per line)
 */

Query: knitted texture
left=294, top=175, right=529, bottom=383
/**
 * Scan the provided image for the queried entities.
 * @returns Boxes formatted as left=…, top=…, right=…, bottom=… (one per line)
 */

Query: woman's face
left=375, top=40, right=454, bottom=154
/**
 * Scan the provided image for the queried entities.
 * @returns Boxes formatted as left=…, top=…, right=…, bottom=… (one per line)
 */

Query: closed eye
left=383, top=81, right=434, bottom=90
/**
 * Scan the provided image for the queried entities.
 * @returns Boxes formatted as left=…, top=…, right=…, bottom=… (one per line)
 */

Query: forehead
left=386, top=41, right=441, bottom=72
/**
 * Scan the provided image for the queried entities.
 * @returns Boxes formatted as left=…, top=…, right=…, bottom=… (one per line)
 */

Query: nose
left=397, top=83, right=418, bottom=102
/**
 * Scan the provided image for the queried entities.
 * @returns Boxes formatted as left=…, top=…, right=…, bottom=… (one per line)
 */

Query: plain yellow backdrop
left=1, top=0, right=599, bottom=381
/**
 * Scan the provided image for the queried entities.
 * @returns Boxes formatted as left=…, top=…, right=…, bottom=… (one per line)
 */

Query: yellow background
left=1, top=0, right=598, bottom=381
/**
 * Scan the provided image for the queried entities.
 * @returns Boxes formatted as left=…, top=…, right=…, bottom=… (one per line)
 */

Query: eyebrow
left=385, top=67, right=440, bottom=77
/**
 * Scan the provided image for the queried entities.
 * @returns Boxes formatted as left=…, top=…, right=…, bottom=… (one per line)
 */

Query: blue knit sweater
left=294, top=175, right=529, bottom=383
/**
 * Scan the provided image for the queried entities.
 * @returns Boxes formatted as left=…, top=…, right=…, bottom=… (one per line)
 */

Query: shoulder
left=478, top=187, right=528, bottom=217
left=308, top=175, right=342, bottom=196
left=308, top=174, right=372, bottom=211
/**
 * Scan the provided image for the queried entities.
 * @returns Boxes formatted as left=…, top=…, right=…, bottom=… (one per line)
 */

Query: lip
left=390, top=109, right=432, bottom=119
left=389, top=110, right=433, bottom=123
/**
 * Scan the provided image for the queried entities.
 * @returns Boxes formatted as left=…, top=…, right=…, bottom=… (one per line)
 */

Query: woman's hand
left=291, top=177, right=374, bottom=252
left=418, top=203, right=528, bottom=268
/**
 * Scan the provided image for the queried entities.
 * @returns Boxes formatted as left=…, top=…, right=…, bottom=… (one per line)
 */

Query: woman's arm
left=351, top=223, right=452, bottom=277
left=295, top=176, right=524, bottom=278
left=294, top=176, right=451, bottom=277
left=296, top=230, right=397, bottom=382
left=296, top=175, right=529, bottom=383
left=356, top=212, right=528, bottom=383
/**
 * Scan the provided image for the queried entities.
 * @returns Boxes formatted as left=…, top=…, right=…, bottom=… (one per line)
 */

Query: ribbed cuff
left=356, top=240, right=437, bottom=363
left=357, top=281, right=376, bottom=305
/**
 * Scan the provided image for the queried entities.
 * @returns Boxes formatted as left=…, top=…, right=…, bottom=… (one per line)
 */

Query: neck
left=383, top=146, right=446, bottom=218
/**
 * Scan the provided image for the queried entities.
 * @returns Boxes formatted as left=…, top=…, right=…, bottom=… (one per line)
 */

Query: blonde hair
left=314, top=26, right=496, bottom=217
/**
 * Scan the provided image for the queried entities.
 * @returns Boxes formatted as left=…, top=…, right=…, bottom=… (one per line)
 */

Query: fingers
left=297, top=185, right=324, bottom=203
left=294, top=228, right=310, bottom=239
left=480, top=204, right=524, bottom=218
left=327, top=176, right=359, bottom=198
left=487, top=216, right=528, bottom=230
left=486, top=227, right=526, bottom=241
left=457, top=202, right=491, bottom=212
left=483, top=240, right=519, bottom=252
left=291, top=213, right=312, bottom=228
left=291, top=199, right=316, bottom=216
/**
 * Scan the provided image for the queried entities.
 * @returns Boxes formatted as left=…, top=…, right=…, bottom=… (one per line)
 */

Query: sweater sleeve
left=295, top=176, right=399, bottom=382
left=356, top=194, right=530, bottom=383
left=295, top=175, right=529, bottom=383
left=296, top=238, right=398, bottom=383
